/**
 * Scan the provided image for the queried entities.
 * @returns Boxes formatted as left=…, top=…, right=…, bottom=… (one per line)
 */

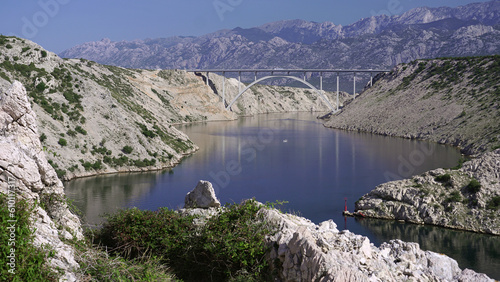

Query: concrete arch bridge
left=188, top=69, right=390, bottom=113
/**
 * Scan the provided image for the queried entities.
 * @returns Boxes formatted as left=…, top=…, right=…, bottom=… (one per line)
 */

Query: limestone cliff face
left=355, top=149, right=500, bottom=235
left=0, top=81, right=82, bottom=281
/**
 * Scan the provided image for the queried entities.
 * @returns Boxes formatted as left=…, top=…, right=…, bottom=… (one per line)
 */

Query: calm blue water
left=65, top=113, right=500, bottom=279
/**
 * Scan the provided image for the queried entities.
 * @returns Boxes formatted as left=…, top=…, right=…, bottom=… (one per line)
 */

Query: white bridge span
left=187, top=69, right=391, bottom=113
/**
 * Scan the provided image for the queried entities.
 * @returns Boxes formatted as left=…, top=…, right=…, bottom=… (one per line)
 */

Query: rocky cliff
left=261, top=207, right=493, bottom=281
left=59, top=2, right=500, bottom=80
left=354, top=149, right=500, bottom=235
left=325, top=56, right=500, bottom=155
left=0, top=81, right=83, bottom=281
left=0, top=35, right=341, bottom=180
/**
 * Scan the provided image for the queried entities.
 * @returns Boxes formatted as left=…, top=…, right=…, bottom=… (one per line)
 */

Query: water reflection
left=356, top=218, right=500, bottom=279
left=64, top=171, right=167, bottom=226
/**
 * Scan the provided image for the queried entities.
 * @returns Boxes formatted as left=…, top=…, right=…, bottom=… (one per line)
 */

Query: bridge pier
left=353, top=72, right=356, bottom=99
left=222, top=71, right=226, bottom=108
left=320, top=72, right=323, bottom=93
left=336, top=72, right=340, bottom=112
left=238, top=71, right=241, bottom=93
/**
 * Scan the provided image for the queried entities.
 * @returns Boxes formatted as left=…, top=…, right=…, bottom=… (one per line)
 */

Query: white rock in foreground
left=259, top=207, right=493, bottom=281
left=184, top=180, right=221, bottom=209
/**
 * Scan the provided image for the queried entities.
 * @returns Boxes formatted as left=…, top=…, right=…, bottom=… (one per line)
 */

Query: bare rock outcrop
left=260, top=207, right=493, bottom=281
left=0, top=81, right=83, bottom=281
left=184, top=180, right=221, bottom=209
left=355, top=149, right=500, bottom=235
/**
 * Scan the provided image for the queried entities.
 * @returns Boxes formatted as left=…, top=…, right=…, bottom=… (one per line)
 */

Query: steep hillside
left=59, top=2, right=500, bottom=74
left=325, top=55, right=500, bottom=155
left=0, top=36, right=342, bottom=180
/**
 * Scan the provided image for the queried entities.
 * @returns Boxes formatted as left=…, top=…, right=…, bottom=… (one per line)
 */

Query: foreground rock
left=179, top=180, right=492, bottom=281
left=355, top=149, right=500, bottom=235
left=260, top=207, right=493, bottom=281
left=184, top=180, right=221, bottom=209
left=0, top=81, right=83, bottom=281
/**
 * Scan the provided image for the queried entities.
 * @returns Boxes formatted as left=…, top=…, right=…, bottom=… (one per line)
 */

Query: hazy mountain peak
left=59, top=1, right=500, bottom=71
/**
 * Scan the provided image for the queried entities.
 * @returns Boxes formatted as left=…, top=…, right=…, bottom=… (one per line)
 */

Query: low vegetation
left=487, top=196, right=500, bottom=210
left=466, top=178, right=481, bottom=194
left=1, top=187, right=281, bottom=281
left=95, top=199, right=276, bottom=281
left=0, top=194, right=60, bottom=281
left=434, top=174, right=451, bottom=185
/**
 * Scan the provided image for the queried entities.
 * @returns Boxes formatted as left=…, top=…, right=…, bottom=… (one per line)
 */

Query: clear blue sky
left=0, top=0, right=493, bottom=53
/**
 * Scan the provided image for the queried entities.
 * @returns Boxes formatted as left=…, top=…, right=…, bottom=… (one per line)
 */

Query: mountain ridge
left=59, top=1, right=500, bottom=84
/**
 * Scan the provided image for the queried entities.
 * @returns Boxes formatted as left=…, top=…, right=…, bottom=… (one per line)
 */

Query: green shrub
left=66, top=130, right=77, bottom=137
left=41, top=50, right=47, bottom=57
left=75, top=126, right=87, bottom=135
left=58, top=138, right=67, bottom=146
left=435, top=174, right=451, bottom=183
left=446, top=191, right=462, bottom=203
left=55, top=169, right=66, bottom=178
left=63, top=90, right=82, bottom=104
left=5, top=44, right=13, bottom=49
left=92, top=160, right=102, bottom=170
left=466, top=179, right=481, bottom=193
left=96, top=199, right=275, bottom=281
left=487, top=196, right=500, bottom=210
left=39, top=133, right=47, bottom=142
left=122, top=145, right=133, bottom=154
left=0, top=194, right=61, bottom=281
left=35, top=82, right=47, bottom=92
left=112, top=156, right=129, bottom=166
left=133, top=158, right=156, bottom=168
left=82, top=161, right=92, bottom=171
left=137, top=123, right=156, bottom=138
left=91, top=145, right=111, bottom=156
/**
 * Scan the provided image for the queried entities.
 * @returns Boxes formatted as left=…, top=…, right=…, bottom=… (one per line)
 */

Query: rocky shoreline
left=324, top=57, right=500, bottom=236
left=181, top=180, right=494, bottom=281
left=354, top=149, right=500, bottom=235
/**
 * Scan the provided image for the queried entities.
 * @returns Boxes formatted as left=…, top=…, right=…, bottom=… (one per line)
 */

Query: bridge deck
left=187, top=69, right=390, bottom=73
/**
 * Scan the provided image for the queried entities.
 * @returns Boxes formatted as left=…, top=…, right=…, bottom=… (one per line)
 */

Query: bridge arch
left=226, top=75, right=337, bottom=113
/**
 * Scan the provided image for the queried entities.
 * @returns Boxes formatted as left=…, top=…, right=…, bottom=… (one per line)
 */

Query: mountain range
left=59, top=1, right=500, bottom=72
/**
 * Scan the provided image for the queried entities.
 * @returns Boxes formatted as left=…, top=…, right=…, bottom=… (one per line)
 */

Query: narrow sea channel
left=65, top=112, right=500, bottom=279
